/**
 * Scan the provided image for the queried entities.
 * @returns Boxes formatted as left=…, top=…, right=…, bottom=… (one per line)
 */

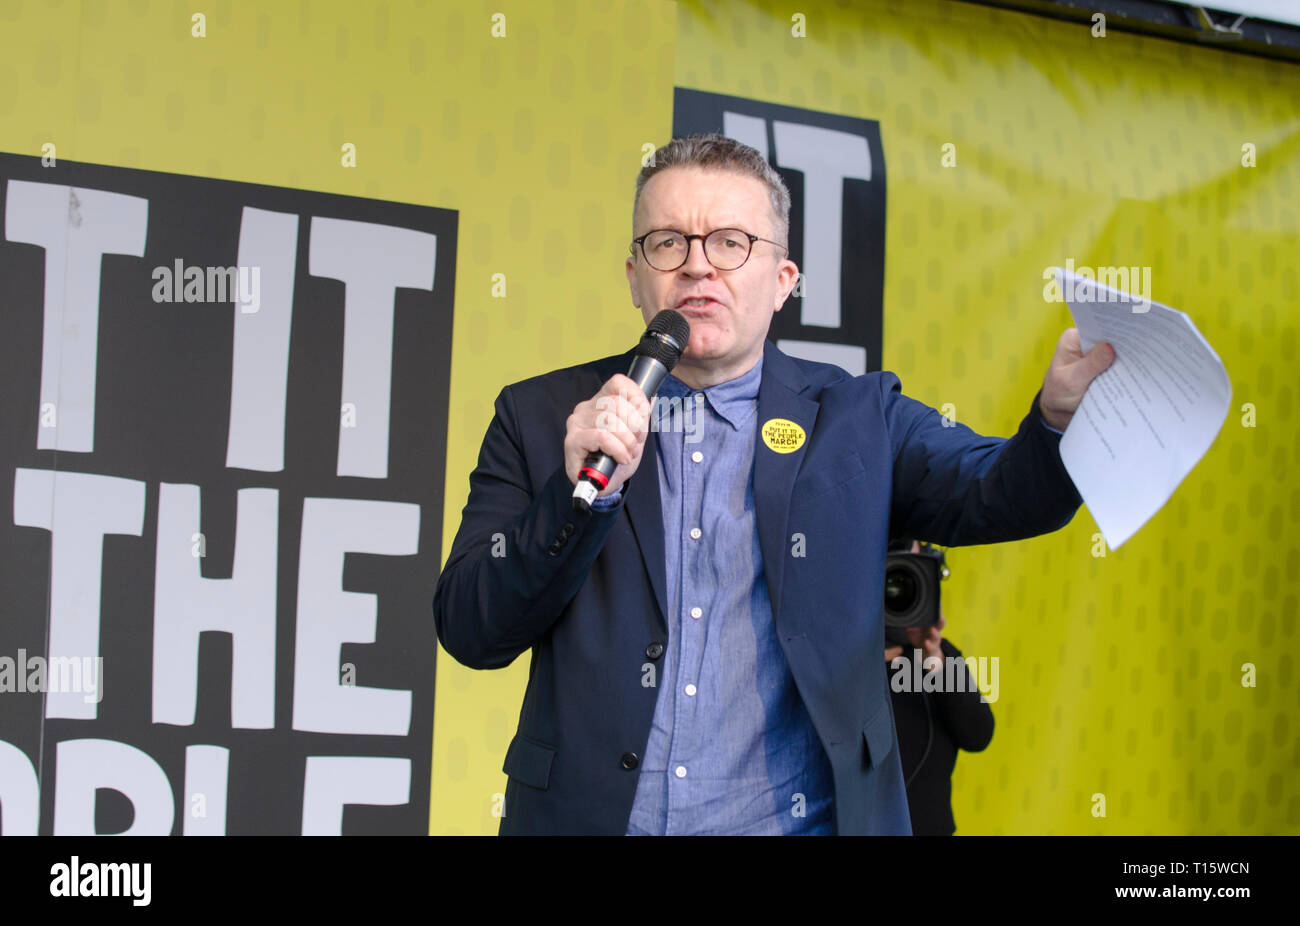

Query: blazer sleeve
left=432, top=384, right=625, bottom=670
left=884, top=373, right=1083, bottom=545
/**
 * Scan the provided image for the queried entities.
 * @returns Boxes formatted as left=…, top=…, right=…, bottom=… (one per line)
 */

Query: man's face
left=625, top=166, right=799, bottom=386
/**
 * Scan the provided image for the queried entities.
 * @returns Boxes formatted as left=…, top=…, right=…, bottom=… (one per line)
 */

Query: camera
left=882, top=539, right=949, bottom=648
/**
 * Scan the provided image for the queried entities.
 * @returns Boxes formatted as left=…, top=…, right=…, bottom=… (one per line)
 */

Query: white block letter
left=292, top=498, right=418, bottom=734
left=308, top=217, right=437, bottom=479
left=183, top=745, right=229, bottom=835
left=0, top=742, right=39, bottom=835
left=773, top=122, right=872, bottom=328
left=5, top=181, right=148, bottom=452
left=301, top=756, right=410, bottom=835
left=13, top=469, right=145, bottom=719
left=226, top=208, right=299, bottom=472
left=53, top=739, right=174, bottom=835
left=153, top=484, right=277, bottom=728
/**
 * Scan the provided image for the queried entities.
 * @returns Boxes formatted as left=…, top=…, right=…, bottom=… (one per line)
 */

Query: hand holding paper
left=1048, top=267, right=1232, bottom=549
left=1039, top=328, right=1117, bottom=431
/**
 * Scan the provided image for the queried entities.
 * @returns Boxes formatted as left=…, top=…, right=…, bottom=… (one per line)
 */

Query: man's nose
left=679, top=237, right=716, bottom=276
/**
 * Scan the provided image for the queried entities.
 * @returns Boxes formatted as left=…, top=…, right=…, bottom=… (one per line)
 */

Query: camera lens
left=884, top=570, right=919, bottom=612
left=882, top=554, right=937, bottom=628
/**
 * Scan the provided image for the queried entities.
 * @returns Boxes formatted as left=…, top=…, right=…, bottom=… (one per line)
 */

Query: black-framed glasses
left=630, top=227, right=788, bottom=272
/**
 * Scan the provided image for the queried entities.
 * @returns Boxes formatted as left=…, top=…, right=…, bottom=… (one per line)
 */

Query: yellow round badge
left=761, top=418, right=806, bottom=454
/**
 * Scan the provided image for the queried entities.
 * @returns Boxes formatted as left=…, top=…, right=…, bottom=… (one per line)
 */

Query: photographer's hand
left=906, top=608, right=947, bottom=673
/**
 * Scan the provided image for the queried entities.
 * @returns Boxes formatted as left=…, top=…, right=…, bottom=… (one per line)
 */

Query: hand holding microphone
left=566, top=310, right=690, bottom=511
left=563, top=374, right=651, bottom=503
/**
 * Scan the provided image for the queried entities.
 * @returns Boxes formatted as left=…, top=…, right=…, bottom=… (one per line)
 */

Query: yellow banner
left=2, top=0, right=1293, bottom=835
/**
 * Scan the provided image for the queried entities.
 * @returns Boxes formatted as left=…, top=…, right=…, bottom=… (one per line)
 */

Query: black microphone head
left=637, top=309, right=691, bottom=369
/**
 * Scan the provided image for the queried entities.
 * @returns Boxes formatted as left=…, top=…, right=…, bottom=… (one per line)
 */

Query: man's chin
left=681, top=343, right=727, bottom=365
left=682, top=329, right=729, bottom=358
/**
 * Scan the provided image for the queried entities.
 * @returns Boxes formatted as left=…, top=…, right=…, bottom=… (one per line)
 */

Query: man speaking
left=432, top=133, right=1114, bottom=835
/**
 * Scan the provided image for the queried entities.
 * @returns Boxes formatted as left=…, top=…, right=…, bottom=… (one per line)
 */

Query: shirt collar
left=658, top=353, right=763, bottom=430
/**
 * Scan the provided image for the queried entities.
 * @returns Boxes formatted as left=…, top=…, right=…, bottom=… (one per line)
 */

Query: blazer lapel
left=582, top=353, right=670, bottom=629
left=591, top=349, right=668, bottom=630
left=623, top=428, right=668, bottom=629
left=753, top=341, right=820, bottom=626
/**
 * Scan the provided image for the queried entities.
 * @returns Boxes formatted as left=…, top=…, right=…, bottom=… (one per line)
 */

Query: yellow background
left=2, top=0, right=1294, bottom=835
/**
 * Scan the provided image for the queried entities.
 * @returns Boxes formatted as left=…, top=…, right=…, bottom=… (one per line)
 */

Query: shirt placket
left=664, top=390, right=710, bottom=835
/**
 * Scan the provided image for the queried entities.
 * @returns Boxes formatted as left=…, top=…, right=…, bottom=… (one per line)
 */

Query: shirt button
left=691, top=451, right=703, bottom=463
left=690, top=607, right=702, bottom=619
left=685, top=683, right=697, bottom=696
left=689, top=527, right=702, bottom=540
left=675, top=766, right=687, bottom=779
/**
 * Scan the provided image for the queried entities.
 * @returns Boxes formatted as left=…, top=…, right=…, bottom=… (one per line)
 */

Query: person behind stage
left=884, top=541, right=995, bottom=836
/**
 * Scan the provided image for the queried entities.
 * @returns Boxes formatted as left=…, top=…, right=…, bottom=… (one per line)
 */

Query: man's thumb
left=1083, top=341, right=1115, bottom=377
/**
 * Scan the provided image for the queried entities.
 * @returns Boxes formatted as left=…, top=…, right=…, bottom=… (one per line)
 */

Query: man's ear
left=625, top=255, right=642, bottom=308
left=773, top=257, right=800, bottom=311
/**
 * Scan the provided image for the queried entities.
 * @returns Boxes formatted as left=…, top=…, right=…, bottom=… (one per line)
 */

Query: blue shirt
left=621, top=355, right=835, bottom=835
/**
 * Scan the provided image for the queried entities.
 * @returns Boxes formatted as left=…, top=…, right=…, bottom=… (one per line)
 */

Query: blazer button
left=620, top=752, right=639, bottom=770
left=560, top=522, right=575, bottom=538
left=546, top=542, right=561, bottom=557
left=644, top=642, right=665, bottom=660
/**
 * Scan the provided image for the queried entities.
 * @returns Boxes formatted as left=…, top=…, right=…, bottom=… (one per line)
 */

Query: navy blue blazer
left=433, top=339, right=1081, bottom=835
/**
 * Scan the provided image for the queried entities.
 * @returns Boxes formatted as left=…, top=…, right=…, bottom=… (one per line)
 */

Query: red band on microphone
left=578, top=467, right=610, bottom=489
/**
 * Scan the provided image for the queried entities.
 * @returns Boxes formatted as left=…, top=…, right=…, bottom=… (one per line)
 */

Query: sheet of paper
left=1050, top=267, right=1232, bottom=549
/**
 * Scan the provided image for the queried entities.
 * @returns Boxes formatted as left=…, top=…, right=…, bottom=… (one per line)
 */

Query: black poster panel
left=0, top=153, right=454, bottom=834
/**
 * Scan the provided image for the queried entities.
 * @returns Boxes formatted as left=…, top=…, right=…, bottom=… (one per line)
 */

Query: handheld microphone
left=572, top=309, right=691, bottom=512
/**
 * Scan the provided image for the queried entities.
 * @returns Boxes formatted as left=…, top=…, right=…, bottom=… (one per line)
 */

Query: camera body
left=882, top=539, right=949, bottom=648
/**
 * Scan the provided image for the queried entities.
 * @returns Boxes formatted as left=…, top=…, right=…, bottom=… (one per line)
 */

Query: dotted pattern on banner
left=678, top=0, right=1299, bottom=835
left=4, top=0, right=1295, bottom=835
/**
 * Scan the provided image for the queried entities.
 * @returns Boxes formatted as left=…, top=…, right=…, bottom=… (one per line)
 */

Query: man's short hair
left=633, top=133, right=792, bottom=247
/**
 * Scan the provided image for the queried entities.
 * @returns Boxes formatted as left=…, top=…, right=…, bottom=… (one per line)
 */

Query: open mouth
left=676, top=297, right=722, bottom=312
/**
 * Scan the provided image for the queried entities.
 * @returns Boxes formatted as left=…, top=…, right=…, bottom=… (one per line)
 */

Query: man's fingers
left=576, top=428, right=633, bottom=465
left=564, top=376, right=652, bottom=491
left=602, top=375, right=650, bottom=409
left=1059, top=341, right=1114, bottom=396
left=572, top=388, right=649, bottom=455
left=1050, top=328, right=1114, bottom=395
left=593, top=385, right=651, bottom=435
left=611, top=426, right=638, bottom=461
left=599, top=374, right=631, bottom=397
left=1053, top=327, right=1082, bottom=364
left=1055, top=328, right=1113, bottom=375
left=622, top=394, right=651, bottom=435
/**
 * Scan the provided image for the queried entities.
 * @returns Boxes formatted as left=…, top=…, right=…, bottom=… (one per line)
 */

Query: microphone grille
left=638, top=309, right=691, bottom=367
